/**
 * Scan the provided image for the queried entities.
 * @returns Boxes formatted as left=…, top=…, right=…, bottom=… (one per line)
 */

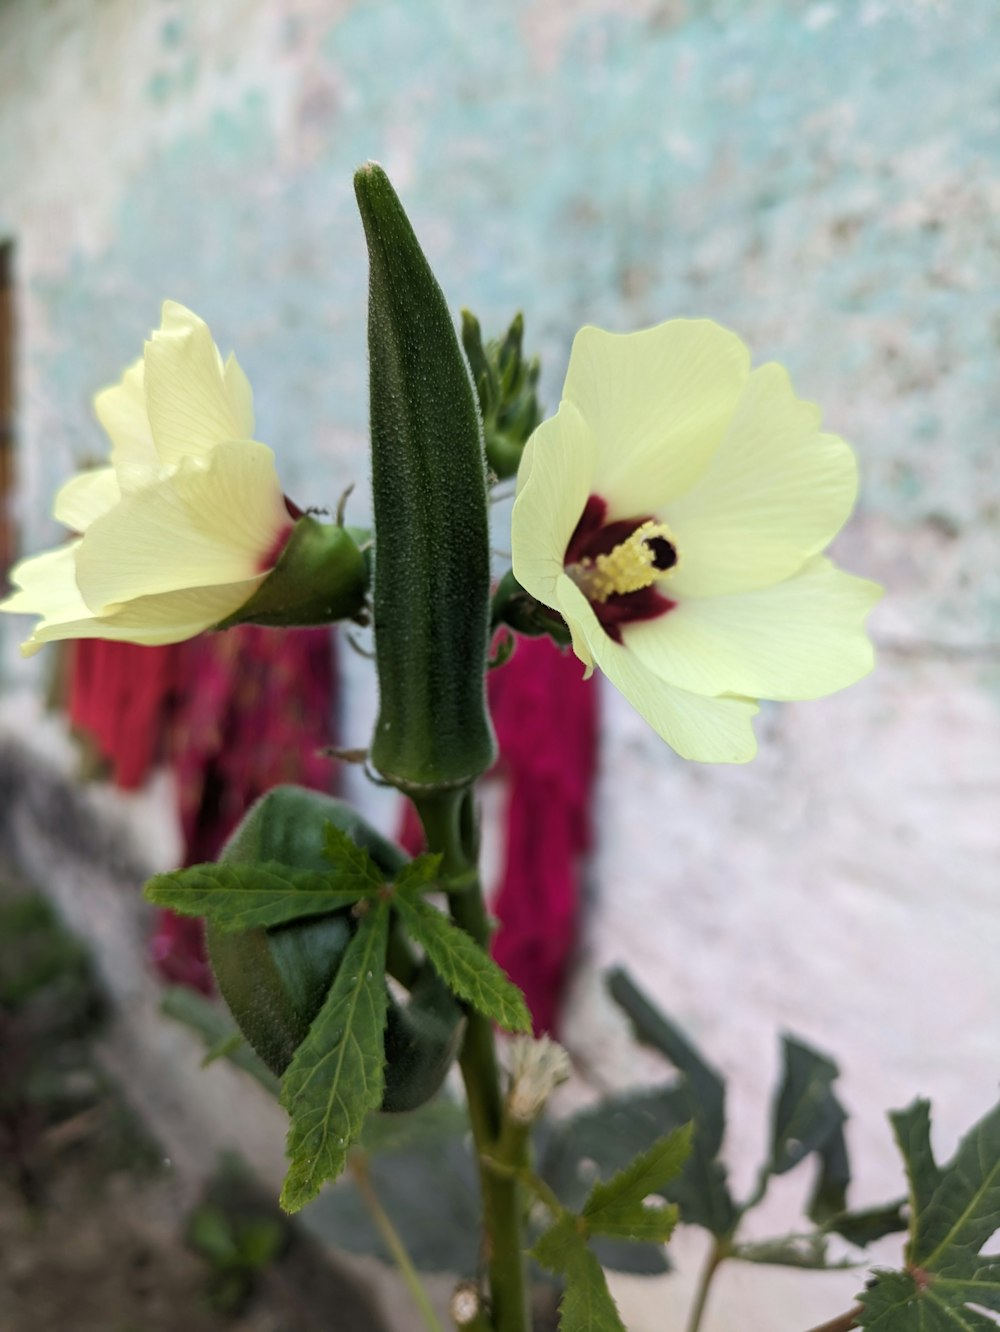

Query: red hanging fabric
left=69, top=628, right=337, bottom=994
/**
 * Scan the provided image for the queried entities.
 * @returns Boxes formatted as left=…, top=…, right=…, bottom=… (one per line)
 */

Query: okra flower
left=1, top=302, right=297, bottom=655
left=511, top=320, right=881, bottom=763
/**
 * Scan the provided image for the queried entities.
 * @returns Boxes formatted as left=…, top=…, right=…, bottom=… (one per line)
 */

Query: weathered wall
left=2, top=1, right=999, bottom=1327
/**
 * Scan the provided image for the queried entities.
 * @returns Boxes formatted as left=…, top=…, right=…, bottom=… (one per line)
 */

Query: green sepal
left=461, top=309, right=542, bottom=481
left=354, top=162, right=496, bottom=793
left=491, top=570, right=572, bottom=646
left=218, top=515, right=369, bottom=629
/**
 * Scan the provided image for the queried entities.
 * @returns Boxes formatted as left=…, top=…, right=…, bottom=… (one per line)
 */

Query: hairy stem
left=803, top=1307, right=864, bottom=1332
left=350, top=1154, right=445, bottom=1332
left=415, top=790, right=530, bottom=1332
left=686, top=1239, right=728, bottom=1332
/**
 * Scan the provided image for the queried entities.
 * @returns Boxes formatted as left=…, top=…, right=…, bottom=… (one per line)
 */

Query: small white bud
left=506, top=1035, right=572, bottom=1125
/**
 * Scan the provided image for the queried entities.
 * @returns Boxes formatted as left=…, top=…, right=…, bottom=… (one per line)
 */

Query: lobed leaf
left=145, top=861, right=379, bottom=930
left=533, top=1217, right=628, bottom=1332
left=322, top=822, right=386, bottom=888
left=606, top=969, right=736, bottom=1236
left=769, top=1035, right=846, bottom=1177
left=279, top=900, right=390, bottom=1212
left=582, top=1125, right=690, bottom=1244
left=393, top=894, right=531, bottom=1033
left=859, top=1097, right=1000, bottom=1328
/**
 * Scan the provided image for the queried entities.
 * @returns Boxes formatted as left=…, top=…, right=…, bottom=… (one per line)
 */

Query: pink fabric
left=69, top=628, right=337, bottom=994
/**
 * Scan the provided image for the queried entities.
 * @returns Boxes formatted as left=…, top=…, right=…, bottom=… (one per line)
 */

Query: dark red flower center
left=564, top=495, right=676, bottom=643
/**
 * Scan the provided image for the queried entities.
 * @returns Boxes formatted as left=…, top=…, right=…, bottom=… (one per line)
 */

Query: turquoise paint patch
left=20, top=0, right=1000, bottom=646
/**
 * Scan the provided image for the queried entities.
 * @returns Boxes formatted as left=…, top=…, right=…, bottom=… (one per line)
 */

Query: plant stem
left=415, top=790, right=530, bottom=1332
left=686, top=1238, right=728, bottom=1332
left=350, top=1154, right=445, bottom=1332
left=803, top=1307, right=863, bottom=1332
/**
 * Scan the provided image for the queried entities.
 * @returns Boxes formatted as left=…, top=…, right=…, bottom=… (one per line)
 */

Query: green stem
left=803, top=1308, right=863, bottom=1332
left=350, top=1154, right=445, bottom=1332
left=415, top=790, right=530, bottom=1332
left=686, top=1238, right=728, bottom=1332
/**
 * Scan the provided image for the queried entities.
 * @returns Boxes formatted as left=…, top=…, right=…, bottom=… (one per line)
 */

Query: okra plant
left=4, top=164, right=998, bottom=1332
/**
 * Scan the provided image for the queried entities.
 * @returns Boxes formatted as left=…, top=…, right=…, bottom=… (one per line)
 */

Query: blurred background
left=1, top=1, right=998, bottom=1329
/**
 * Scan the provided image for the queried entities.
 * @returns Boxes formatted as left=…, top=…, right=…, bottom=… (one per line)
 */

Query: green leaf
left=145, top=861, right=378, bottom=930
left=769, top=1035, right=846, bottom=1177
left=607, top=968, right=724, bottom=1153
left=279, top=900, right=390, bottom=1212
left=823, top=1200, right=908, bottom=1248
left=393, top=894, right=531, bottom=1033
left=322, top=822, right=386, bottom=887
left=582, top=1125, right=690, bottom=1244
left=534, top=1218, right=627, bottom=1332
left=307, top=1108, right=480, bottom=1272
left=890, top=1099, right=943, bottom=1262
left=808, top=1121, right=851, bottom=1224
left=859, top=1098, right=1000, bottom=1329
left=393, top=853, right=444, bottom=896
left=732, top=1233, right=856, bottom=1270
left=605, top=970, right=736, bottom=1237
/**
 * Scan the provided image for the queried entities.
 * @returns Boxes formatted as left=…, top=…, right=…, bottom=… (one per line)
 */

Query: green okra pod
left=354, top=162, right=496, bottom=792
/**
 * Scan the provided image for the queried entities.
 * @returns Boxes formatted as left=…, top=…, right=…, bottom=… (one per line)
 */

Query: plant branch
left=415, top=790, right=530, bottom=1332
left=349, top=1153, right=445, bottom=1332
left=686, top=1238, right=728, bottom=1332
left=803, top=1307, right=863, bottom=1332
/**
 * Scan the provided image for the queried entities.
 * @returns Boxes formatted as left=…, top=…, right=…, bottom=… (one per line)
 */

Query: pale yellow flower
left=511, top=320, right=882, bottom=763
left=1, top=302, right=293, bottom=655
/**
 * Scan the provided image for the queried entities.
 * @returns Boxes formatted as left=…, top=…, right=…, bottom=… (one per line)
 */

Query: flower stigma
left=567, top=518, right=679, bottom=603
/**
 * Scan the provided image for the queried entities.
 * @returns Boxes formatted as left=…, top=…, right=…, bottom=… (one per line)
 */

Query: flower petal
left=511, top=401, right=596, bottom=611
left=1, top=542, right=91, bottom=627
left=93, top=357, right=160, bottom=492
left=15, top=575, right=265, bottom=657
left=625, top=557, right=882, bottom=701
left=556, top=574, right=759, bottom=763
left=562, top=320, right=750, bottom=516
left=664, top=364, right=859, bottom=597
left=74, top=440, right=290, bottom=613
left=53, top=467, right=121, bottom=532
left=143, top=302, right=254, bottom=465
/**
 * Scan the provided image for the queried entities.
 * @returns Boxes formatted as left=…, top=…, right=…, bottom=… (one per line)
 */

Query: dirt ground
left=0, top=869, right=387, bottom=1332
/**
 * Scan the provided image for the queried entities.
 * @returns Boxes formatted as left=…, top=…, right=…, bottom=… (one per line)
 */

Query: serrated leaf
left=308, top=1115, right=480, bottom=1272
left=582, top=1125, right=690, bottom=1244
left=605, top=971, right=736, bottom=1237
left=279, top=901, right=390, bottom=1212
left=145, top=862, right=378, bottom=930
left=322, top=821, right=385, bottom=887
left=534, top=1218, right=627, bottom=1332
left=769, top=1035, right=846, bottom=1177
left=393, top=894, right=531, bottom=1032
left=393, top=853, right=444, bottom=895
left=583, top=1201, right=678, bottom=1246
left=914, top=1100, right=1000, bottom=1272
left=859, top=1098, right=1000, bottom=1328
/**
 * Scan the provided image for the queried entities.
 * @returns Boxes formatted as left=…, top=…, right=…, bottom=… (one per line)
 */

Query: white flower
left=1, top=302, right=293, bottom=655
left=511, top=319, right=882, bottom=763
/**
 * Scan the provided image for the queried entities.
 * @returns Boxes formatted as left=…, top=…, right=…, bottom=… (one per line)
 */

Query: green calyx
left=354, top=162, right=496, bottom=793
left=219, top=515, right=369, bottom=631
